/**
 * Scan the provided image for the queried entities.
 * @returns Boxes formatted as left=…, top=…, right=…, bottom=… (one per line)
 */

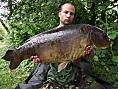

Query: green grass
left=0, top=40, right=33, bottom=89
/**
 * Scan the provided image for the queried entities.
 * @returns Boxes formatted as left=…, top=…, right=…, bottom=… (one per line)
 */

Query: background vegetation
left=0, top=0, right=118, bottom=89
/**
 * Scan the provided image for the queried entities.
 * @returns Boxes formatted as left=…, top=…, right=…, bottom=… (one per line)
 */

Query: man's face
left=59, top=3, right=75, bottom=25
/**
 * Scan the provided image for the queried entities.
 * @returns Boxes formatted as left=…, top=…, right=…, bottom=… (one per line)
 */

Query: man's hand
left=72, top=45, right=94, bottom=66
left=30, top=56, right=41, bottom=63
left=82, top=46, right=92, bottom=57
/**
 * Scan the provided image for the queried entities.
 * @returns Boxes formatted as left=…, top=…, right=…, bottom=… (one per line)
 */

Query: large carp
left=2, top=24, right=110, bottom=70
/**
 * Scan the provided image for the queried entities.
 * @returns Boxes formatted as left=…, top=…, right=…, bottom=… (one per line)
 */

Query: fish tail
left=2, top=49, right=14, bottom=61
left=2, top=49, right=21, bottom=70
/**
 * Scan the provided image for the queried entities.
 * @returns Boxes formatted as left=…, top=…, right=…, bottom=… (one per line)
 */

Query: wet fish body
left=2, top=24, right=110, bottom=70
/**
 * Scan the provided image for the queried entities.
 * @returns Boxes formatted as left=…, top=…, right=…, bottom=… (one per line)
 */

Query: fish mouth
left=93, top=42, right=110, bottom=49
left=99, top=46, right=109, bottom=49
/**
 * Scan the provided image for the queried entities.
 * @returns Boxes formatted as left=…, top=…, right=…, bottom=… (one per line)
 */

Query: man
left=15, top=3, right=94, bottom=89
left=30, top=3, right=94, bottom=89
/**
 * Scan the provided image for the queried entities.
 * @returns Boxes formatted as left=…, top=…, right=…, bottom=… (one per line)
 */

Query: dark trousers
left=15, top=63, right=49, bottom=89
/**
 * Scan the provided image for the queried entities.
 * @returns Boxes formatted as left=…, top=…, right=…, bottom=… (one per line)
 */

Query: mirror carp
left=2, top=24, right=111, bottom=70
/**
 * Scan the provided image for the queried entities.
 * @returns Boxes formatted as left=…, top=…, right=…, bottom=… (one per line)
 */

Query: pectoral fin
left=58, top=62, right=68, bottom=72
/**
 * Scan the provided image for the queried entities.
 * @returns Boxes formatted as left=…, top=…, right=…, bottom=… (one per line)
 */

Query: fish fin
left=2, top=49, right=21, bottom=70
left=58, top=62, right=68, bottom=72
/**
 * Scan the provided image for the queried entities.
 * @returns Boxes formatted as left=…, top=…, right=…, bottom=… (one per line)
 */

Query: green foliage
left=8, top=0, right=60, bottom=47
left=0, top=25, right=8, bottom=40
left=0, top=40, right=34, bottom=89
left=0, top=0, right=118, bottom=88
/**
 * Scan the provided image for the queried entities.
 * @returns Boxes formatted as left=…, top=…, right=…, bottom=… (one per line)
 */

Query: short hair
left=58, top=2, right=75, bottom=12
